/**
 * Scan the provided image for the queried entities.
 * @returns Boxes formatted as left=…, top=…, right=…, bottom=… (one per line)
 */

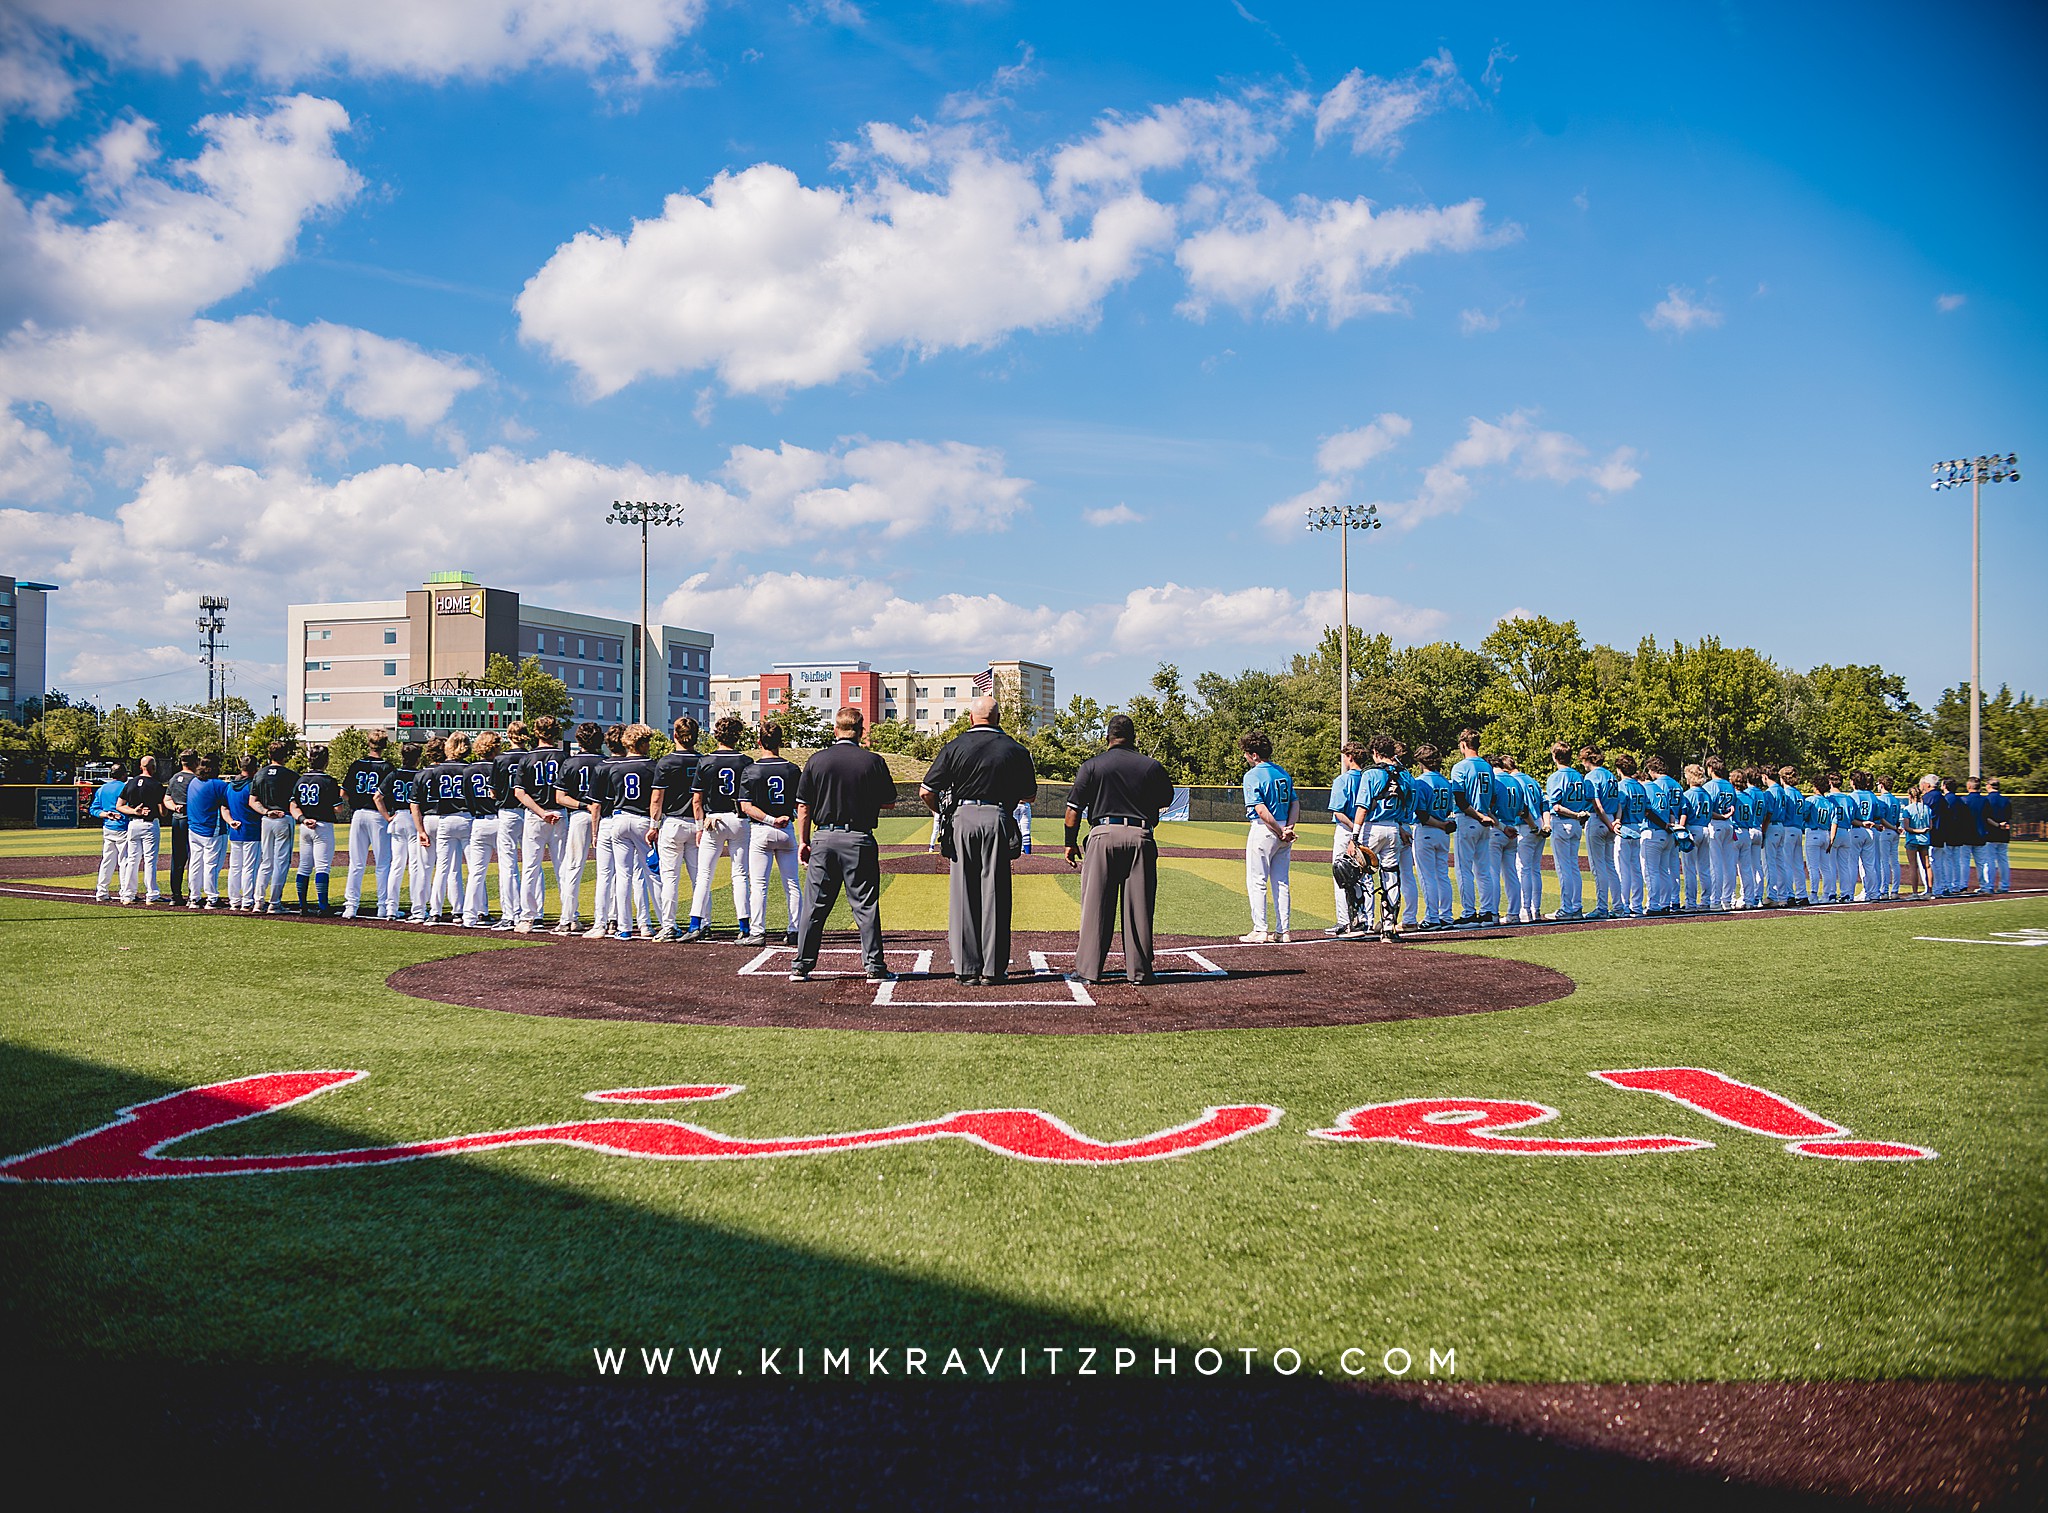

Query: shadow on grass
left=0, top=1042, right=1981, bottom=1509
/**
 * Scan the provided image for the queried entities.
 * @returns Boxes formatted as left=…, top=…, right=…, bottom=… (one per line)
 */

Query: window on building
left=384, top=628, right=398, bottom=645
left=383, top=694, right=397, bottom=708
left=577, top=669, right=586, bottom=687
left=749, top=689, right=759, bottom=702
left=943, top=686, right=956, bottom=698
left=577, top=638, right=586, bottom=657
left=304, top=660, right=332, bottom=672
left=0, top=640, right=9, bottom=654
left=944, top=708, right=956, bottom=721
left=848, top=687, right=862, bottom=701
left=916, top=708, right=929, bottom=721
left=915, top=685, right=928, bottom=698
left=767, top=688, right=783, bottom=704
left=383, top=661, right=398, bottom=677
left=310, top=628, right=331, bottom=640
left=557, top=634, right=567, bottom=654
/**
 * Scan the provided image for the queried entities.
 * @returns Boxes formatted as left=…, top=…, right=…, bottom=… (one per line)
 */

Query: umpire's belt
left=1091, top=816, right=1150, bottom=828
left=957, top=799, right=1006, bottom=806
left=815, top=824, right=871, bottom=833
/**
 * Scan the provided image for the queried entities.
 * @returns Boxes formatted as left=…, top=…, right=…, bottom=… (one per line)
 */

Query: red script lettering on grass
left=0, top=1072, right=1281, bottom=1183
left=1308, top=1098, right=1710, bottom=1156
left=1590, top=1068, right=1936, bottom=1161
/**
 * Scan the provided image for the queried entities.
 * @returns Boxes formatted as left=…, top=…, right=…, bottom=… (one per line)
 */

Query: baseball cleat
left=679, top=927, right=708, bottom=943
left=1236, top=930, right=1271, bottom=943
left=513, top=921, right=533, bottom=934
left=789, top=966, right=812, bottom=982
left=582, top=923, right=612, bottom=940
left=866, top=967, right=896, bottom=982
left=736, top=933, right=768, bottom=947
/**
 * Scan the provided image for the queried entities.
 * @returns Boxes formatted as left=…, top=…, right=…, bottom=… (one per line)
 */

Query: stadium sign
left=394, top=679, right=522, bottom=734
left=0, top=1066, right=1933, bottom=1183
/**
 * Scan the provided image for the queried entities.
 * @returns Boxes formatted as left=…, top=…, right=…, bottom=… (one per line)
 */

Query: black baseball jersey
left=921, top=725, right=1036, bottom=806
left=517, top=749, right=563, bottom=810
left=492, top=751, right=525, bottom=810
left=118, top=774, right=166, bottom=822
left=291, top=771, right=344, bottom=824
left=380, top=766, right=418, bottom=812
left=1069, top=744, right=1174, bottom=826
left=607, top=757, right=658, bottom=817
left=695, top=749, right=750, bottom=814
left=795, top=740, right=896, bottom=831
left=464, top=760, right=499, bottom=818
left=420, top=761, right=468, bottom=816
left=344, top=757, right=393, bottom=815
left=556, top=751, right=606, bottom=811
left=252, top=762, right=298, bottom=813
left=654, top=749, right=699, bottom=818
left=742, top=755, right=803, bottom=819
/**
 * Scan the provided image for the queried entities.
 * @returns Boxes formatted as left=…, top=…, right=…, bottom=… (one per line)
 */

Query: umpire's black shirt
left=796, top=739, right=896, bottom=831
left=920, top=725, right=1036, bottom=805
left=1069, top=743, right=1174, bottom=825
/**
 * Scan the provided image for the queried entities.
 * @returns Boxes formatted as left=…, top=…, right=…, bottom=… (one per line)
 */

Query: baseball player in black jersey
left=380, top=743, right=422, bottom=920
left=342, top=730, right=394, bottom=919
left=250, top=739, right=299, bottom=914
left=649, top=716, right=701, bottom=942
left=740, top=719, right=804, bottom=947
left=582, top=725, right=629, bottom=940
left=115, top=754, right=167, bottom=904
left=288, top=745, right=345, bottom=915
left=488, top=721, right=529, bottom=931
left=513, top=716, right=565, bottom=933
left=413, top=732, right=473, bottom=924
left=685, top=715, right=754, bottom=942
left=552, top=723, right=608, bottom=935
left=461, top=731, right=506, bottom=928
left=601, top=723, right=658, bottom=939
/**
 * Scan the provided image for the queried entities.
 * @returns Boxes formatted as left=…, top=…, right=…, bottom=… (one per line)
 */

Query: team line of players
left=92, top=715, right=820, bottom=942
left=1237, top=728, right=2019, bottom=941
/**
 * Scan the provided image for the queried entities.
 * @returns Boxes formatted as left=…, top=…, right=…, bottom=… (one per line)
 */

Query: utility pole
left=1930, top=454, right=2020, bottom=777
left=606, top=500, right=684, bottom=726
left=1305, top=501, right=1383, bottom=750
left=197, top=595, right=229, bottom=750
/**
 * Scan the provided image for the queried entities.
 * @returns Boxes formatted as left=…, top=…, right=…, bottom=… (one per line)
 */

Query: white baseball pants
left=1245, top=824, right=1291, bottom=934
left=519, top=810, right=565, bottom=924
left=749, top=819, right=802, bottom=935
left=345, top=808, right=391, bottom=917
left=1412, top=825, right=1452, bottom=925
left=462, top=813, right=499, bottom=925
left=1549, top=816, right=1584, bottom=917
left=692, top=814, right=753, bottom=927
left=558, top=810, right=596, bottom=926
left=1453, top=817, right=1487, bottom=919
left=1586, top=822, right=1619, bottom=914
left=654, top=815, right=699, bottom=930
left=602, top=813, right=652, bottom=934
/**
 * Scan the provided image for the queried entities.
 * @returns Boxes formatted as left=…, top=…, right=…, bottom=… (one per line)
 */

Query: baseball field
left=3, top=822, right=2043, bottom=1505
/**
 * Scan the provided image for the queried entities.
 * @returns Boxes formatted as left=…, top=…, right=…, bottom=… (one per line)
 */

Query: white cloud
left=1315, top=413, right=1411, bottom=475
left=1314, top=50, right=1469, bottom=159
left=1935, top=292, right=1966, bottom=313
left=0, top=411, right=77, bottom=502
left=1643, top=285, right=1723, bottom=335
left=1082, top=503, right=1144, bottom=526
left=1458, top=306, right=1499, bottom=336
left=0, top=12, right=76, bottom=124
left=5, top=0, right=705, bottom=89
left=518, top=131, right=1178, bottom=396
left=0, top=96, right=360, bottom=329
left=1048, top=93, right=1294, bottom=204
left=1177, top=195, right=1507, bottom=324
left=0, top=315, right=480, bottom=468
left=726, top=437, right=1031, bottom=539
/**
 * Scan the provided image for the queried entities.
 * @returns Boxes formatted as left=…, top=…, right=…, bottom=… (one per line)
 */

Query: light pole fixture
left=1930, top=453, right=2019, bottom=778
left=606, top=499, right=685, bottom=727
left=1305, top=501, right=1382, bottom=751
left=196, top=595, right=229, bottom=750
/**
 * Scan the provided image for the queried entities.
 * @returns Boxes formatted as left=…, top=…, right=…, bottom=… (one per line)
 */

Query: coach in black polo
left=1065, top=713, right=1175, bottom=985
left=791, top=706, right=898, bottom=983
left=921, top=695, right=1038, bottom=986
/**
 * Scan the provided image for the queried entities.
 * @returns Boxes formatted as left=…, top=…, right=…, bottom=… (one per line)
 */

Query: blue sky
left=2, top=0, right=2042, bottom=718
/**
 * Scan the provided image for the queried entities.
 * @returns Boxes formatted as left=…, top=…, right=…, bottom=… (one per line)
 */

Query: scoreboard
left=394, top=681, right=522, bottom=735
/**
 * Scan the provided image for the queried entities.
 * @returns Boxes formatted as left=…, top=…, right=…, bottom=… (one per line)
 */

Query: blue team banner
left=36, top=786, right=80, bottom=828
left=1160, top=786, right=1191, bottom=823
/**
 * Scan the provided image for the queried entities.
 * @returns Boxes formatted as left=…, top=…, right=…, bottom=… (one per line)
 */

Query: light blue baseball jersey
left=1902, top=799, right=1933, bottom=842
left=1731, top=786, right=1755, bottom=827
left=1359, top=764, right=1403, bottom=825
left=1616, top=776, right=1649, bottom=832
left=1487, top=770, right=1525, bottom=826
left=1449, top=755, right=1494, bottom=816
left=1545, top=765, right=1592, bottom=817
left=1585, top=764, right=1619, bottom=820
left=1706, top=776, right=1737, bottom=821
left=1851, top=787, right=1876, bottom=824
left=1412, top=769, right=1455, bottom=825
left=1515, top=772, right=1545, bottom=827
left=1243, top=761, right=1296, bottom=822
left=1682, top=784, right=1714, bottom=826
left=1328, top=767, right=1363, bottom=822
left=1774, top=782, right=1804, bottom=830
left=184, top=776, right=228, bottom=839
left=1646, top=774, right=1684, bottom=828
left=1393, top=768, right=1418, bottom=826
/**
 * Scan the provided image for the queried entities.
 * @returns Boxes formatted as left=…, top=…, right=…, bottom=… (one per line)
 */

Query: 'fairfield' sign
left=0, top=1068, right=1932, bottom=1184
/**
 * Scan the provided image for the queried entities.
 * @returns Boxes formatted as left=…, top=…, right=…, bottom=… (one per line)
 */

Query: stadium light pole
left=606, top=499, right=684, bottom=727
left=1306, top=501, right=1383, bottom=749
left=197, top=595, right=229, bottom=750
left=1930, top=453, right=2020, bottom=778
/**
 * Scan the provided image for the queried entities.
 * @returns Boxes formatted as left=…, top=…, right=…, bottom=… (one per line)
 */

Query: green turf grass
left=3, top=891, right=2043, bottom=1383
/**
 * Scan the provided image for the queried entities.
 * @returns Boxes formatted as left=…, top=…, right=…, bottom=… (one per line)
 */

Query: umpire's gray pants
left=796, top=830, right=885, bottom=973
left=1076, top=825, right=1156, bottom=983
left=948, top=804, right=1012, bottom=979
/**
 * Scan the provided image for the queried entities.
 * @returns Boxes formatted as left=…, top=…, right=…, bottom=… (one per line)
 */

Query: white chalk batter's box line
left=738, top=945, right=1228, bottom=1009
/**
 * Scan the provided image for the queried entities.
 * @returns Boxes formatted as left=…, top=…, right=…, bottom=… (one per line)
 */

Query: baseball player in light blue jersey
left=1448, top=729, right=1502, bottom=925
left=1326, top=742, right=1366, bottom=934
left=89, top=761, right=129, bottom=901
left=1240, top=730, right=1297, bottom=942
left=1408, top=745, right=1457, bottom=930
left=1703, top=759, right=1739, bottom=909
left=1483, top=751, right=1528, bottom=923
left=1770, top=765, right=1805, bottom=905
left=1846, top=771, right=1879, bottom=902
left=1730, top=770, right=1762, bottom=908
left=1611, top=753, right=1648, bottom=917
left=1544, top=743, right=1593, bottom=920
left=1900, top=786, right=1933, bottom=896
left=1679, top=764, right=1716, bottom=910
left=1800, top=774, right=1837, bottom=903
left=1394, top=741, right=1420, bottom=932
left=1983, top=777, right=2012, bottom=892
left=1497, top=756, right=1546, bottom=923
left=1581, top=747, right=1622, bottom=919
left=1356, top=735, right=1408, bottom=939
left=1639, top=756, right=1683, bottom=913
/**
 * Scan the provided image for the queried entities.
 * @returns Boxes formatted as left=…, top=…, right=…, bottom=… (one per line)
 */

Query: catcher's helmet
left=1672, top=828, right=1694, bottom=853
left=1332, top=851, right=1365, bottom=892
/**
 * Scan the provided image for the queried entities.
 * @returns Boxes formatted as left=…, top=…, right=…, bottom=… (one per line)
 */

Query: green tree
left=1390, top=640, right=1493, bottom=754
left=1477, top=615, right=1599, bottom=765
left=1126, top=664, right=1203, bottom=782
left=326, top=727, right=371, bottom=771
left=767, top=699, right=832, bottom=750
left=242, top=713, right=299, bottom=761
left=1783, top=664, right=1927, bottom=773
left=482, top=654, right=572, bottom=725
left=1027, top=695, right=1111, bottom=780
left=36, top=705, right=101, bottom=771
left=865, top=720, right=937, bottom=761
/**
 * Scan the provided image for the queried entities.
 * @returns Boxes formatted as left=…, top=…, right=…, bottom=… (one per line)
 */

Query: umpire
left=1064, top=713, right=1174, bottom=985
left=921, top=694, right=1038, bottom=986
left=791, top=706, right=898, bottom=983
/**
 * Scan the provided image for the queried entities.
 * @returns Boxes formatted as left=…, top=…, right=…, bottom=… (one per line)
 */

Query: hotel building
left=709, top=659, right=1055, bottom=736
left=286, top=573, right=713, bottom=741
left=0, top=572, right=54, bottom=723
